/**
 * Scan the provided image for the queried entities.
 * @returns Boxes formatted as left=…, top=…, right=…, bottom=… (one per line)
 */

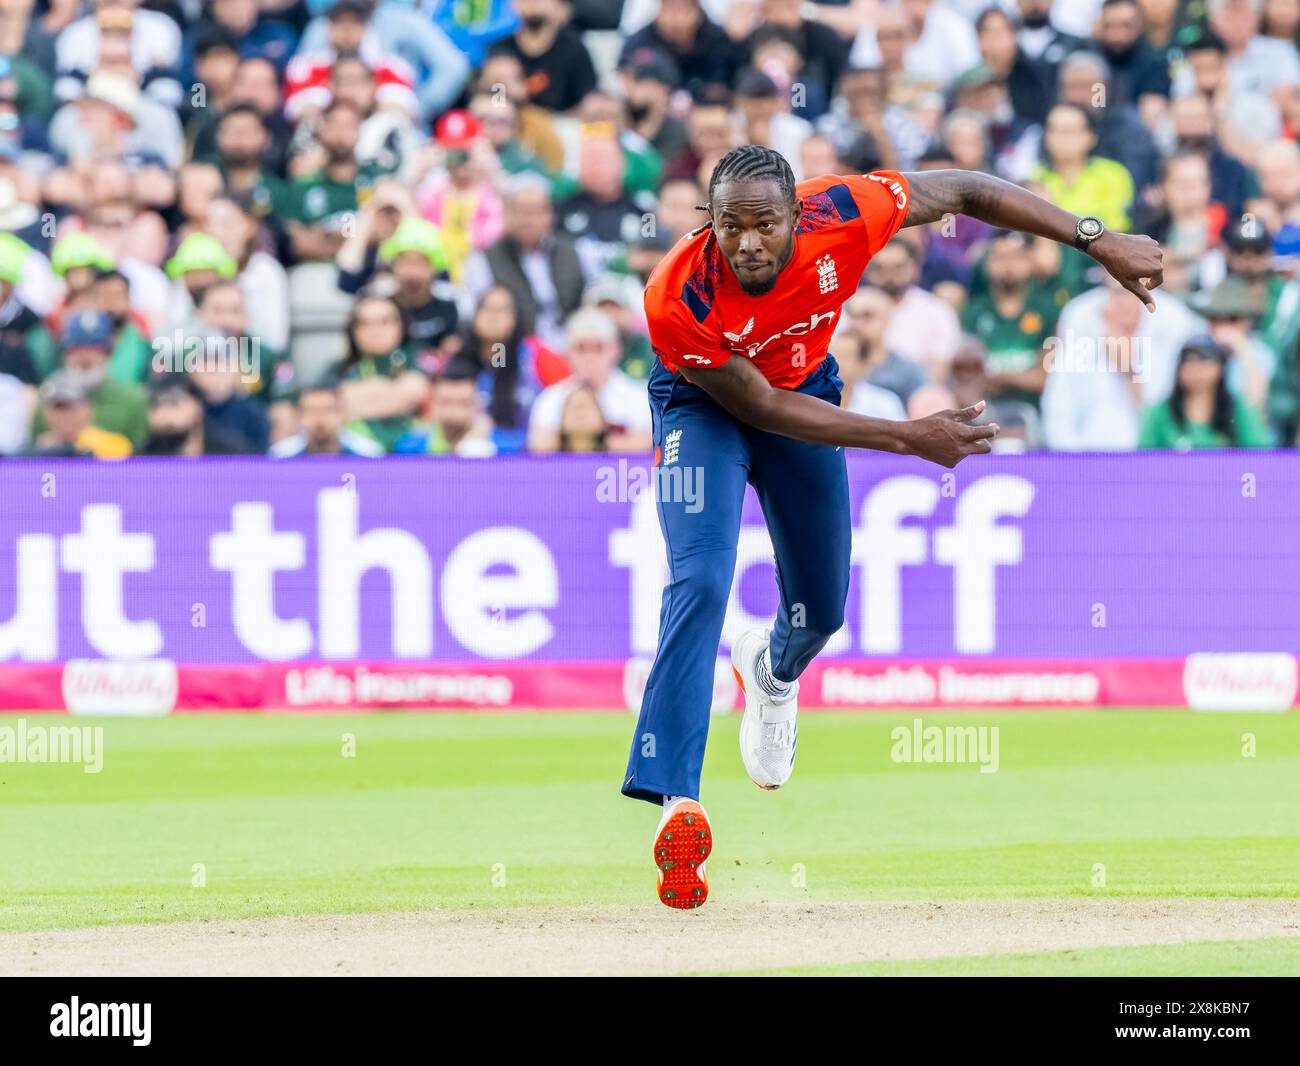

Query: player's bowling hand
left=903, top=401, right=1000, bottom=468
left=1088, top=231, right=1165, bottom=312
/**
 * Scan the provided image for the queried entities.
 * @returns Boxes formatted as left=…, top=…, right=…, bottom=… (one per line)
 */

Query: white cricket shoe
left=731, top=628, right=798, bottom=790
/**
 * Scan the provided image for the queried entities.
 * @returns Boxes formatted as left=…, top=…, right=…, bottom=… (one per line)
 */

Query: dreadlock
left=693, top=145, right=797, bottom=234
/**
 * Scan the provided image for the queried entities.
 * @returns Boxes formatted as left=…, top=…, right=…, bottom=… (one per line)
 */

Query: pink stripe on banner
left=0, top=657, right=1270, bottom=713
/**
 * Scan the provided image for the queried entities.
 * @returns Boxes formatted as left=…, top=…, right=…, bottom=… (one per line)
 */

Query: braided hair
left=694, top=145, right=797, bottom=234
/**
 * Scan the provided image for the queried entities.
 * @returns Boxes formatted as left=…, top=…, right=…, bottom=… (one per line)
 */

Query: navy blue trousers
left=622, top=356, right=852, bottom=805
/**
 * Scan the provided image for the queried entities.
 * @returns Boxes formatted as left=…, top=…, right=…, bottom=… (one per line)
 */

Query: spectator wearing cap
left=295, top=0, right=470, bottom=121
left=463, top=172, right=584, bottom=351
left=331, top=55, right=425, bottom=183
left=269, top=376, right=385, bottom=457
left=1032, top=102, right=1134, bottom=232
left=528, top=307, right=651, bottom=453
left=945, top=66, right=1039, bottom=183
left=734, top=68, right=813, bottom=181
left=1204, top=218, right=1300, bottom=365
left=620, top=52, right=690, bottom=164
left=336, top=293, right=429, bottom=452
left=501, top=0, right=598, bottom=114
left=28, top=368, right=132, bottom=457
left=1194, top=275, right=1276, bottom=410
left=284, top=2, right=419, bottom=122
left=961, top=230, right=1060, bottom=410
left=619, top=0, right=738, bottom=98
left=851, top=0, right=980, bottom=89
left=32, top=310, right=149, bottom=448
left=583, top=274, right=653, bottom=380
left=374, top=217, right=460, bottom=365
left=48, top=66, right=185, bottom=171
left=140, top=374, right=254, bottom=455
left=0, top=232, right=55, bottom=386
left=1139, top=335, right=1274, bottom=448
left=416, top=110, right=505, bottom=282
left=162, top=231, right=239, bottom=341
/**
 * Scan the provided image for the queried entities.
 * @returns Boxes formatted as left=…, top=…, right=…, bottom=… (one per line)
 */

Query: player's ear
left=791, top=197, right=804, bottom=225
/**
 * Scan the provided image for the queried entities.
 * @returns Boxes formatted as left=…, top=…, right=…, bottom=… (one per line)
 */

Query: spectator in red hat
left=415, top=109, right=504, bottom=282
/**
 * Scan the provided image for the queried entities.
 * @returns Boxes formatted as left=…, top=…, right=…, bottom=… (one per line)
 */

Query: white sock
left=663, top=794, right=688, bottom=807
left=756, top=647, right=794, bottom=700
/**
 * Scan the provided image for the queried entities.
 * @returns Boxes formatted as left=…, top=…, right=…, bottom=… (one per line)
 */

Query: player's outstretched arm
left=680, top=355, right=997, bottom=468
left=900, top=169, right=1165, bottom=311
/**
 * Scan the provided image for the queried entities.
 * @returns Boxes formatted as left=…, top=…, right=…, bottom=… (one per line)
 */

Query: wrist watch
left=1074, top=216, right=1104, bottom=252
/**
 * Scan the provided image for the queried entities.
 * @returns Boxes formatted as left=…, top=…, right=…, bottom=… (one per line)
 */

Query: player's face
left=710, top=179, right=802, bottom=297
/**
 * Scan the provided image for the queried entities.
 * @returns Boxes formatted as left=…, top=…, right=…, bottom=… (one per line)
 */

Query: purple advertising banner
left=0, top=453, right=1297, bottom=669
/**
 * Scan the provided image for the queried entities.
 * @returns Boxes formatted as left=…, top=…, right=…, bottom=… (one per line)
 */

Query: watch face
left=1079, top=217, right=1103, bottom=239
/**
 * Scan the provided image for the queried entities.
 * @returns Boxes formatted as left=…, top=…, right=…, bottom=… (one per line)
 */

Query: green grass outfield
left=1, top=709, right=1298, bottom=973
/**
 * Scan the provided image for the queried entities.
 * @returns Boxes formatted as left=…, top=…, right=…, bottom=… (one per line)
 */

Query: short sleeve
left=842, top=171, right=912, bottom=258
left=644, top=282, right=730, bottom=373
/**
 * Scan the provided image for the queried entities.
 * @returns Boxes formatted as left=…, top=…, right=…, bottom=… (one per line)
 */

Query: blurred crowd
left=1, top=0, right=1299, bottom=457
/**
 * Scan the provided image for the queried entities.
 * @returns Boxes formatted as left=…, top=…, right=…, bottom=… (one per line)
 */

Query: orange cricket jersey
left=643, top=171, right=911, bottom=389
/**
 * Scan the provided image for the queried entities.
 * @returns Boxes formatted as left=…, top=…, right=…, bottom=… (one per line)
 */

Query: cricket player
left=627, top=144, right=1164, bottom=909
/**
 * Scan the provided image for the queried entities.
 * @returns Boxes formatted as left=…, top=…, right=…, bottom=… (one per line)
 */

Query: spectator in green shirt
left=961, top=230, right=1059, bottom=409
left=1139, top=336, right=1274, bottom=450
left=287, top=100, right=389, bottom=264
left=32, top=311, right=150, bottom=450
left=94, top=269, right=154, bottom=384
left=337, top=295, right=430, bottom=453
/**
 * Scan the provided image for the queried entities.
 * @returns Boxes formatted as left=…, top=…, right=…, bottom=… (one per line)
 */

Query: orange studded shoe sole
left=654, top=801, right=712, bottom=910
